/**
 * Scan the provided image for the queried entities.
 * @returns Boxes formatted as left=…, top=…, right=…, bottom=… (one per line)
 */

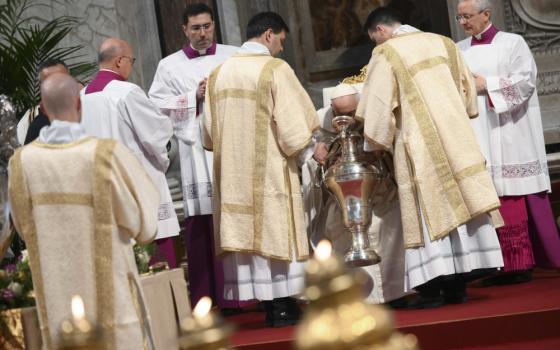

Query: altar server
left=149, top=3, right=238, bottom=308
left=358, top=7, right=504, bottom=307
left=203, top=12, right=323, bottom=326
left=9, top=73, right=158, bottom=349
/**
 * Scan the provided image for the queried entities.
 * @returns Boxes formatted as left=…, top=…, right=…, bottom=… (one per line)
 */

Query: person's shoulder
left=456, top=36, right=471, bottom=48
left=106, top=80, right=141, bottom=96
left=495, top=30, right=527, bottom=47
left=216, top=44, right=239, bottom=54
left=159, top=50, right=187, bottom=67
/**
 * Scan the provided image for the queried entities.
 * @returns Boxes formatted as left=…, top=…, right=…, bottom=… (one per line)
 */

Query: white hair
left=458, top=0, right=492, bottom=11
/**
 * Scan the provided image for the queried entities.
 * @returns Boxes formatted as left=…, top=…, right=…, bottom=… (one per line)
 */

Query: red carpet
left=227, top=270, right=560, bottom=350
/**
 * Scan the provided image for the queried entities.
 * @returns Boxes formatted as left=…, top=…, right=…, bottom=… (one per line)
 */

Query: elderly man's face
left=331, top=94, right=359, bottom=116
left=457, top=0, right=491, bottom=36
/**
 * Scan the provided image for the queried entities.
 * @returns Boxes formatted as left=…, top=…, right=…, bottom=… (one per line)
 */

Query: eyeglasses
left=455, top=10, right=485, bottom=23
left=121, top=56, right=136, bottom=65
left=189, top=22, right=213, bottom=33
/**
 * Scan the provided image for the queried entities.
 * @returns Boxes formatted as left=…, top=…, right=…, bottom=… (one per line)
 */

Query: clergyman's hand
left=313, top=142, right=329, bottom=165
left=473, top=73, right=487, bottom=95
left=196, top=78, right=208, bottom=101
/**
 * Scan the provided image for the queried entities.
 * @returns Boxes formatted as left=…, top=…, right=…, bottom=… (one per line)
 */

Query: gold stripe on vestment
left=207, top=64, right=224, bottom=227
left=93, top=139, right=117, bottom=349
left=215, top=88, right=257, bottom=101
left=253, top=58, right=285, bottom=252
left=222, top=203, right=254, bottom=215
left=8, top=149, right=54, bottom=349
left=32, top=192, right=93, bottom=206
left=377, top=44, right=470, bottom=241
left=408, top=56, right=448, bottom=77
left=442, top=37, right=461, bottom=92
left=454, top=162, right=487, bottom=181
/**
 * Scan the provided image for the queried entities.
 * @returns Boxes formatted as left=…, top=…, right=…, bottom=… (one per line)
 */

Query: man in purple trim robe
left=80, top=38, right=180, bottom=253
left=457, top=0, right=560, bottom=284
left=148, top=3, right=240, bottom=309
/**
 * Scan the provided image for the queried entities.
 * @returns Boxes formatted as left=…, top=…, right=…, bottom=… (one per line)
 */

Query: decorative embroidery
left=158, top=202, right=175, bottom=220
left=499, top=78, right=524, bottom=110
left=183, top=182, right=212, bottom=200
left=173, top=96, right=189, bottom=122
left=491, top=160, right=549, bottom=178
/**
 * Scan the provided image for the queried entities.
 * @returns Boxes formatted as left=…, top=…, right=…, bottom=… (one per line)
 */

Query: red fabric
left=496, top=196, right=535, bottom=272
left=229, top=271, right=560, bottom=350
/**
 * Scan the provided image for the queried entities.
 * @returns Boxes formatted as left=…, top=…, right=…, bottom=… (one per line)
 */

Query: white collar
left=240, top=41, right=271, bottom=55
left=474, top=23, right=493, bottom=40
left=392, top=24, right=421, bottom=37
left=37, top=120, right=88, bottom=144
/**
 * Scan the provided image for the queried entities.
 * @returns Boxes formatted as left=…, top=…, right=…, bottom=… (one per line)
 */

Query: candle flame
left=71, top=295, right=85, bottom=321
left=315, top=240, right=333, bottom=261
left=193, top=296, right=212, bottom=319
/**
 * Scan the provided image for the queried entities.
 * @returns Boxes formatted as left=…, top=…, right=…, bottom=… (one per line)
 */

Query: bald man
left=9, top=73, right=158, bottom=349
left=81, top=38, right=180, bottom=263
left=303, top=83, right=409, bottom=306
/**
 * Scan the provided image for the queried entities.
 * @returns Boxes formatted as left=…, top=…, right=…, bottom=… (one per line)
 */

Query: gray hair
left=458, top=0, right=492, bottom=11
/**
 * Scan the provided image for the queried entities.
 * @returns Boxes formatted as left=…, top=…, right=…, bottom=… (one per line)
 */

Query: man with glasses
left=80, top=38, right=179, bottom=255
left=456, top=0, right=560, bottom=285
left=149, top=3, right=239, bottom=310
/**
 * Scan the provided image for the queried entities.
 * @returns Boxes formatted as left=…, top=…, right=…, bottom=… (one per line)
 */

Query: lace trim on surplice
left=490, top=160, right=548, bottom=179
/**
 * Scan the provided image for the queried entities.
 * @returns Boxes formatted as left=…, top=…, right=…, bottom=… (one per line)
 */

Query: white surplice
left=457, top=31, right=550, bottom=196
left=149, top=44, right=238, bottom=217
left=80, top=75, right=180, bottom=240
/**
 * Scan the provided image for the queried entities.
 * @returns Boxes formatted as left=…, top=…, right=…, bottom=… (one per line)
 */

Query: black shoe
left=264, top=298, right=301, bottom=327
left=220, top=308, right=243, bottom=317
left=386, top=296, right=411, bottom=309
left=406, top=294, right=445, bottom=309
left=481, top=271, right=533, bottom=287
left=442, top=277, right=467, bottom=304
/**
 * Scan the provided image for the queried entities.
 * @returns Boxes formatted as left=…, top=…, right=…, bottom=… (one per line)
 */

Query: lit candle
left=193, top=296, right=212, bottom=319
left=179, top=296, right=233, bottom=350
left=315, top=240, right=333, bottom=261
left=57, top=295, right=102, bottom=350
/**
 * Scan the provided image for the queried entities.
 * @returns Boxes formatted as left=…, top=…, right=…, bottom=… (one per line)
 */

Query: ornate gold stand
left=296, top=241, right=419, bottom=350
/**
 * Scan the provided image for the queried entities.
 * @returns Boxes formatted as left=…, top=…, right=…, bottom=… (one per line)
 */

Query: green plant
left=134, top=243, right=158, bottom=275
left=0, top=251, right=34, bottom=311
left=0, top=0, right=96, bottom=119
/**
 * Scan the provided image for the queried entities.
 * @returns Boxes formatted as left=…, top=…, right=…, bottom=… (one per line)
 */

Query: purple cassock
left=471, top=25, right=560, bottom=271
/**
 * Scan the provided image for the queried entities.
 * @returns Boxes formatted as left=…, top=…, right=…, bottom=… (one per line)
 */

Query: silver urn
left=323, top=115, right=384, bottom=267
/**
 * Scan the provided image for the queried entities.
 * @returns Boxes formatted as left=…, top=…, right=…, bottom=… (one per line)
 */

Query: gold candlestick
left=295, top=241, right=419, bottom=350
left=179, top=296, right=234, bottom=350
left=57, top=295, right=103, bottom=350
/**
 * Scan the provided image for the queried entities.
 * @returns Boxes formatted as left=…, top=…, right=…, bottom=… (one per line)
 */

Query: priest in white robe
left=9, top=73, right=158, bottom=350
left=148, top=3, right=240, bottom=309
left=80, top=38, right=179, bottom=266
left=456, top=0, right=560, bottom=284
left=203, top=12, right=324, bottom=327
left=303, top=82, right=409, bottom=305
left=358, top=7, right=504, bottom=308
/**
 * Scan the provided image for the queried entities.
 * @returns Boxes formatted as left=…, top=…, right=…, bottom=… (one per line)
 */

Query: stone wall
left=26, top=0, right=161, bottom=90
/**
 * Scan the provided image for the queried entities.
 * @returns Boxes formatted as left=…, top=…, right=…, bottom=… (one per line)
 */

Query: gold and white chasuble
left=357, top=31, right=501, bottom=248
left=9, top=135, right=159, bottom=349
left=203, top=50, right=319, bottom=262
